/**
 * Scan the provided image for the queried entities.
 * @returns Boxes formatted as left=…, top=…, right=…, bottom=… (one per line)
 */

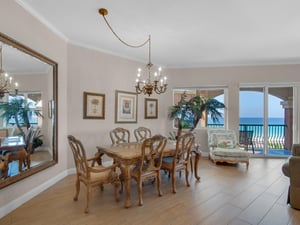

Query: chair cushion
left=89, top=166, right=115, bottom=182
left=162, top=156, right=173, bottom=164
left=213, top=148, right=249, bottom=158
left=217, top=139, right=234, bottom=148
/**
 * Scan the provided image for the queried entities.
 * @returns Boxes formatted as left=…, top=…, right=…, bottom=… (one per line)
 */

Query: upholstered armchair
left=207, top=129, right=249, bottom=169
left=282, top=144, right=300, bottom=209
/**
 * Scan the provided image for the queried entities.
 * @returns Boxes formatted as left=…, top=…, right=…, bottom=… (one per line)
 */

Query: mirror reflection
left=0, top=32, right=57, bottom=188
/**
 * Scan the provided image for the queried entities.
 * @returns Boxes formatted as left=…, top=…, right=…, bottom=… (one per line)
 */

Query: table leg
left=191, top=150, right=201, bottom=180
left=121, top=165, right=131, bottom=208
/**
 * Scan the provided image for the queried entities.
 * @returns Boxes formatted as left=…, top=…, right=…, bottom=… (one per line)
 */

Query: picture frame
left=83, top=92, right=105, bottom=119
left=145, top=98, right=158, bottom=119
left=115, top=90, right=137, bottom=123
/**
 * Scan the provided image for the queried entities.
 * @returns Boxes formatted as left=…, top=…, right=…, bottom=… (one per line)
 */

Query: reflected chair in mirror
left=3, top=127, right=37, bottom=174
left=130, top=134, right=167, bottom=206
left=161, top=132, right=195, bottom=193
left=0, top=128, right=8, bottom=156
left=239, top=130, right=255, bottom=154
left=67, top=135, right=120, bottom=213
left=134, top=127, right=151, bottom=142
left=0, top=153, right=10, bottom=179
left=110, top=127, right=130, bottom=145
left=0, top=128, right=8, bottom=138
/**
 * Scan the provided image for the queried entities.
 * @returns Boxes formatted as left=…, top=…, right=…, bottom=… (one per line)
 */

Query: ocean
left=208, top=117, right=284, bottom=125
left=240, top=117, right=284, bottom=125
left=208, top=117, right=285, bottom=137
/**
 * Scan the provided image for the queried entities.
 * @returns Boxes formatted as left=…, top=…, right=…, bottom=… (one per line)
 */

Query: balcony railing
left=208, top=124, right=287, bottom=149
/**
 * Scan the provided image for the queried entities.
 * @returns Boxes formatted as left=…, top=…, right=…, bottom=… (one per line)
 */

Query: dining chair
left=0, top=128, right=8, bottom=138
left=0, top=153, right=10, bottom=178
left=134, top=127, right=152, bottom=142
left=109, top=127, right=130, bottom=145
left=3, top=127, right=37, bottom=173
left=161, top=132, right=195, bottom=193
left=130, top=134, right=167, bottom=206
left=67, top=135, right=120, bottom=213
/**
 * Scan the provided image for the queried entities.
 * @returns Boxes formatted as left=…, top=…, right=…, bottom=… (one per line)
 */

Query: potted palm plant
left=168, top=92, right=225, bottom=137
left=0, top=97, right=44, bottom=151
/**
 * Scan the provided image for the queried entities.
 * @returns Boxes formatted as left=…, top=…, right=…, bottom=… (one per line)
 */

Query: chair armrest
left=89, top=163, right=119, bottom=173
left=209, top=144, right=217, bottom=150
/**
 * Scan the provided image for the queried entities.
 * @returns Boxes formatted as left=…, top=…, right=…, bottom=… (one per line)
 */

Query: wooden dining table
left=96, top=141, right=201, bottom=208
left=0, top=136, right=26, bottom=151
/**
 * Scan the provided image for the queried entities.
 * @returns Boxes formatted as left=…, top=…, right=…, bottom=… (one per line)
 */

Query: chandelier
left=98, top=8, right=167, bottom=96
left=0, top=45, right=18, bottom=98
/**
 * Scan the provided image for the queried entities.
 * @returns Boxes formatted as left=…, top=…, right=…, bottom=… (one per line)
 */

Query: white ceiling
left=17, top=0, right=300, bottom=68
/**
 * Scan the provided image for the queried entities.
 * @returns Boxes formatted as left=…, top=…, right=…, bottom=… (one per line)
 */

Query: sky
left=239, top=91, right=284, bottom=118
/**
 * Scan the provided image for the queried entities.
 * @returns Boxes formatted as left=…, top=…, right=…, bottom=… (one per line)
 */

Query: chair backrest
left=134, top=127, right=151, bottom=142
left=137, top=134, right=167, bottom=173
left=25, top=126, right=38, bottom=154
left=67, top=135, right=89, bottom=178
left=0, top=129, right=8, bottom=138
left=239, top=130, right=253, bottom=145
left=173, top=132, right=195, bottom=166
left=207, top=129, right=238, bottom=148
left=109, top=127, right=130, bottom=145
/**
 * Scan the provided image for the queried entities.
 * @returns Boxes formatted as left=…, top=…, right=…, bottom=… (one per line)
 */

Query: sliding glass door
left=240, top=86, right=293, bottom=157
left=239, top=87, right=265, bottom=155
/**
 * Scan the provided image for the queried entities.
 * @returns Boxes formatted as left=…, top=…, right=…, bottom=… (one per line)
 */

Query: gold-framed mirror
left=0, top=32, right=57, bottom=189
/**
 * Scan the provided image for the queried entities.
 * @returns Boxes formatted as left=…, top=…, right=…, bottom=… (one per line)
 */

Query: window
left=172, top=88, right=225, bottom=129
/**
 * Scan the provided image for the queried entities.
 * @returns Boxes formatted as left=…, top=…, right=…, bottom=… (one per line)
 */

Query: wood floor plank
left=1, top=158, right=300, bottom=225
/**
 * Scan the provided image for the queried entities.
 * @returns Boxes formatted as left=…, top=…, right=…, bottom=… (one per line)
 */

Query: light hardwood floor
left=1, top=158, right=300, bottom=225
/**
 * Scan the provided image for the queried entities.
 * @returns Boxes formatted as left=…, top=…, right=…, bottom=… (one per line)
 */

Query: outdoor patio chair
left=239, top=130, right=255, bottom=154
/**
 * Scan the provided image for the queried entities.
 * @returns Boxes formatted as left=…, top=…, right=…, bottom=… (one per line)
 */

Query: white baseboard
left=0, top=168, right=75, bottom=218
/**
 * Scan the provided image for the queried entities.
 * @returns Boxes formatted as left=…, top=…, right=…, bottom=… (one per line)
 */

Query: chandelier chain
left=101, top=13, right=150, bottom=49
left=99, top=8, right=167, bottom=96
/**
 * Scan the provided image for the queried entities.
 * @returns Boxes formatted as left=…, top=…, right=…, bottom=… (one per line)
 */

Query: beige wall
left=165, top=65, right=300, bottom=150
left=0, top=0, right=68, bottom=212
left=66, top=44, right=169, bottom=167
left=1, top=0, right=300, bottom=218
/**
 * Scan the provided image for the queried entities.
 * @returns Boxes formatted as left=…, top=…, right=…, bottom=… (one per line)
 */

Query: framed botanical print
left=145, top=98, right=158, bottom=119
left=115, top=90, right=137, bottom=123
left=83, top=92, right=105, bottom=119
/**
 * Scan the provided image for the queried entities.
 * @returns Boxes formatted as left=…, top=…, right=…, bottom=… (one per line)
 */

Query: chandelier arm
left=99, top=8, right=150, bottom=49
